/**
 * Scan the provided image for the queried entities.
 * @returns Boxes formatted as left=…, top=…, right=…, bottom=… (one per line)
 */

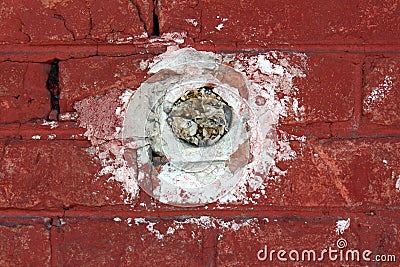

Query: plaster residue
left=335, top=218, right=350, bottom=235
left=185, top=19, right=198, bottom=27
left=217, top=52, right=307, bottom=203
left=42, top=120, right=59, bottom=129
left=396, top=176, right=400, bottom=192
left=31, top=135, right=41, bottom=140
left=149, top=32, right=187, bottom=45
left=130, top=216, right=261, bottom=240
left=75, top=89, right=139, bottom=204
left=364, top=75, right=393, bottom=110
left=77, top=47, right=308, bottom=206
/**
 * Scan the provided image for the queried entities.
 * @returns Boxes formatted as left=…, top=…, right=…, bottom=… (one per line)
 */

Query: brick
left=0, top=140, right=125, bottom=209
left=0, top=62, right=50, bottom=124
left=265, top=138, right=400, bottom=208
left=0, top=0, right=73, bottom=44
left=159, top=0, right=400, bottom=44
left=284, top=54, right=358, bottom=124
left=59, top=56, right=148, bottom=112
left=0, top=0, right=149, bottom=44
left=0, top=219, right=50, bottom=266
left=363, top=57, right=400, bottom=125
left=88, top=0, right=148, bottom=42
left=216, top=214, right=399, bottom=266
left=53, top=217, right=205, bottom=266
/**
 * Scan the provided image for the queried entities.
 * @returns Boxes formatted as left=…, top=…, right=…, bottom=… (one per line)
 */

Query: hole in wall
left=167, top=86, right=233, bottom=147
left=46, top=59, right=60, bottom=121
left=151, top=0, right=160, bottom=36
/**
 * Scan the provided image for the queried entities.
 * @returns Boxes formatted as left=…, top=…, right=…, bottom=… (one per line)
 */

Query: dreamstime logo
left=257, top=238, right=396, bottom=263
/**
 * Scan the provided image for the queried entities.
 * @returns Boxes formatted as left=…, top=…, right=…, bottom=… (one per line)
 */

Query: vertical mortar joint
left=152, top=0, right=160, bottom=36
left=46, top=59, right=60, bottom=121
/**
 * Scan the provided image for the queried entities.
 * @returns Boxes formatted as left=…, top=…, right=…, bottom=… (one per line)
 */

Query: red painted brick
left=363, top=57, right=400, bottom=125
left=0, top=62, right=50, bottom=124
left=0, top=219, right=50, bottom=266
left=0, top=140, right=125, bottom=209
left=89, top=0, right=148, bottom=42
left=159, top=0, right=400, bottom=44
left=284, top=54, right=358, bottom=124
left=59, top=56, right=148, bottom=112
left=53, top=217, right=205, bottom=266
left=0, top=0, right=149, bottom=44
left=267, top=138, right=400, bottom=208
left=216, top=214, right=398, bottom=266
left=0, top=0, right=73, bottom=44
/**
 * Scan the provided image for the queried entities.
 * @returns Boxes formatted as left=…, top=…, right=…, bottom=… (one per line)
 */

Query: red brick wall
left=1, top=0, right=400, bottom=266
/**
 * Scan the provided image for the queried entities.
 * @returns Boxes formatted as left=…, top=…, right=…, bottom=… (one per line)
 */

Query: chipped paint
left=335, top=218, right=350, bottom=235
left=31, top=135, right=41, bottom=140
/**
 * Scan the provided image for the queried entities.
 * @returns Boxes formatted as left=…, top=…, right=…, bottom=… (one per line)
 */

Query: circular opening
left=167, top=86, right=233, bottom=147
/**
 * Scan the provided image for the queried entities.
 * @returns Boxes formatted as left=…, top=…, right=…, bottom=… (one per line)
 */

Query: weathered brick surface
left=0, top=62, right=50, bottom=124
left=53, top=217, right=205, bottom=266
left=0, top=0, right=150, bottom=44
left=59, top=56, right=148, bottom=112
left=216, top=214, right=399, bottom=266
left=261, top=138, right=400, bottom=208
left=1, top=0, right=400, bottom=265
left=0, top=140, right=125, bottom=209
left=0, top=219, right=50, bottom=266
left=159, top=0, right=400, bottom=44
left=363, top=57, right=400, bottom=125
left=285, top=54, right=358, bottom=124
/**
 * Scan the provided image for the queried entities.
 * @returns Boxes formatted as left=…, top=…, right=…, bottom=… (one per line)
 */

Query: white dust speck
left=47, top=134, right=56, bottom=140
left=396, top=176, right=400, bottom=192
left=335, top=218, right=350, bottom=235
left=185, top=18, right=198, bottom=27
left=216, top=24, right=224, bottom=31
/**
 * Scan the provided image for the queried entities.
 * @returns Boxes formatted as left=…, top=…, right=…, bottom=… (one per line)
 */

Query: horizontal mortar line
left=0, top=206, right=397, bottom=220
left=223, top=43, right=400, bottom=53
left=0, top=43, right=400, bottom=60
left=62, top=205, right=400, bottom=219
left=0, top=209, right=64, bottom=218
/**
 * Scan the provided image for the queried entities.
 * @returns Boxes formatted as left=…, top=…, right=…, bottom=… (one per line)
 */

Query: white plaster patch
left=78, top=48, right=308, bottom=207
left=335, top=218, right=350, bottom=235
left=396, top=176, right=400, bottom=192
